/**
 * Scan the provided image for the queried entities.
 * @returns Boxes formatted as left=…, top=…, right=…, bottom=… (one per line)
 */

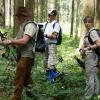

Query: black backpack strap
left=53, top=22, right=57, bottom=29
left=88, top=29, right=97, bottom=45
left=44, top=22, right=48, bottom=31
left=88, top=29, right=100, bottom=58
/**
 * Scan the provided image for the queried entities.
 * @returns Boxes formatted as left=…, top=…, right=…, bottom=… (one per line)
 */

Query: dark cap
left=83, top=16, right=94, bottom=23
left=48, top=9, right=57, bottom=16
left=15, top=7, right=30, bottom=17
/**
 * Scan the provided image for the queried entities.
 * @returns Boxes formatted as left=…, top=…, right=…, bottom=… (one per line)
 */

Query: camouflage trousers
left=83, top=53, right=99, bottom=100
left=44, top=44, right=57, bottom=70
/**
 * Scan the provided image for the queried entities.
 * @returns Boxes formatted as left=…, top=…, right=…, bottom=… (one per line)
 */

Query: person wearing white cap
left=44, top=9, right=61, bottom=83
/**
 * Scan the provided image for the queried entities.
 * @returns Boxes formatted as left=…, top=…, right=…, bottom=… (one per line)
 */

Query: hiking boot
left=50, top=69, right=59, bottom=79
left=46, top=69, right=59, bottom=83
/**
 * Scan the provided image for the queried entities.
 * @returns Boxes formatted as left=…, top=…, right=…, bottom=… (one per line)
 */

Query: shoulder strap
left=23, top=21, right=39, bottom=53
left=32, top=24, right=39, bottom=53
left=23, top=21, right=37, bottom=31
left=43, top=22, right=48, bottom=32
left=88, top=29, right=96, bottom=45
left=44, top=21, right=58, bottom=30
left=53, top=22, right=57, bottom=29
left=44, top=22, right=48, bottom=30
left=53, top=22, right=61, bottom=33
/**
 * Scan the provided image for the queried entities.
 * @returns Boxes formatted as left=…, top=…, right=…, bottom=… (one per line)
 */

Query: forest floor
left=0, top=33, right=99, bottom=100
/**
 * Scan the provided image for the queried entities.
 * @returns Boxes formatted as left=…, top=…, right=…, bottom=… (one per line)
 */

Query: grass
left=0, top=33, right=98, bottom=100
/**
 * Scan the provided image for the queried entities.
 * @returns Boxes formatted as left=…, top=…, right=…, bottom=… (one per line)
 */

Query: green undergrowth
left=0, top=30, right=98, bottom=100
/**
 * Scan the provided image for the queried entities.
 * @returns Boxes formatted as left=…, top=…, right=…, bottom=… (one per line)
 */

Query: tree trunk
left=10, top=0, right=14, bottom=27
left=25, top=0, right=35, bottom=21
left=14, top=0, right=24, bottom=37
left=35, top=0, right=39, bottom=22
left=79, top=0, right=94, bottom=48
left=0, top=0, right=4, bottom=26
left=45, top=0, right=48, bottom=21
left=70, top=0, right=75, bottom=37
left=40, top=0, right=46, bottom=22
left=95, top=0, right=100, bottom=28
left=5, top=0, right=10, bottom=26
left=75, top=0, right=80, bottom=39
left=55, top=0, right=60, bottom=21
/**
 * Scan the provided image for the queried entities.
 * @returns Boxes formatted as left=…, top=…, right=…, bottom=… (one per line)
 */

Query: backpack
left=45, top=22, right=62, bottom=45
left=36, top=24, right=45, bottom=52
left=88, top=29, right=100, bottom=58
left=88, top=29, right=100, bottom=70
left=23, top=21, right=45, bottom=53
left=57, top=28, right=62, bottom=45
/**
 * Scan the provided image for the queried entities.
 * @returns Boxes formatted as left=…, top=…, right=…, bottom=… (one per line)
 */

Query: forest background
left=0, top=0, right=100, bottom=100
